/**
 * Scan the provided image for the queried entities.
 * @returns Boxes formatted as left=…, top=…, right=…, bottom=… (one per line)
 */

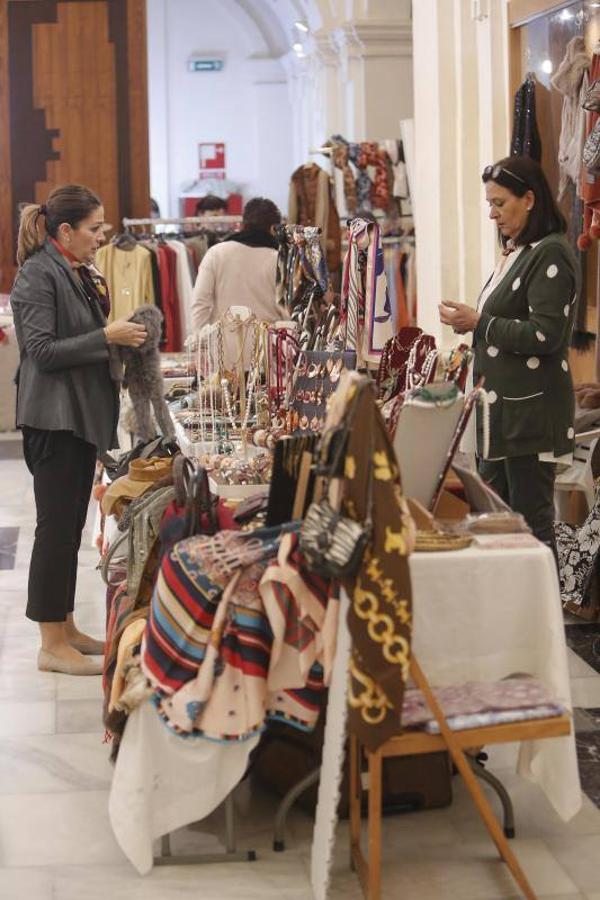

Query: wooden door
left=0, top=0, right=149, bottom=292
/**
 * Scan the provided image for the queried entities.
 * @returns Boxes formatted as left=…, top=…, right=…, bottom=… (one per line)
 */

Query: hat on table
left=101, top=456, right=174, bottom=517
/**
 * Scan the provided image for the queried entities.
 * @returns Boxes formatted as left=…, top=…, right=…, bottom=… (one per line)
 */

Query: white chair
left=554, top=428, right=600, bottom=520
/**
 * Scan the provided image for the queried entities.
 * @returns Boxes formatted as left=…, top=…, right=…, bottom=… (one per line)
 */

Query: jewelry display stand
left=393, top=393, right=465, bottom=509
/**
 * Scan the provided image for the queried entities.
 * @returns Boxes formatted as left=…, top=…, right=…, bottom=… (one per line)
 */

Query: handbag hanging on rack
left=299, top=393, right=372, bottom=579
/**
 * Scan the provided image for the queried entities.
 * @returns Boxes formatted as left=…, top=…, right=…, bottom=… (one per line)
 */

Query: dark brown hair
left=195, top=194, right=227, bottom=215
left=17, top=184, right=101, bottom=266
left=482, top=156, right=566, bottom=246
left=243, top=197, right=281, bottom=231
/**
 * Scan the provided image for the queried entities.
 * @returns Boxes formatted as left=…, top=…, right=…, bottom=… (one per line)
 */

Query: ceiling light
left=541, top=59, right=553, bottom=74
left=294, top=20, right=309, bottom=33
left=560, top=8, right=573, bottom=19
left=293, top=42, right=304, bottom=54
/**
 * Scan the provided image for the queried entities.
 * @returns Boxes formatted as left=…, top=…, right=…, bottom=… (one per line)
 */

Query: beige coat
left=190, top=241, right=283, bottom=369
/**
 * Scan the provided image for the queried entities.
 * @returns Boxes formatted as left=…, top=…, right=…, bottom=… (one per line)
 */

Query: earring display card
left=290, top=350, right=356, bottom=435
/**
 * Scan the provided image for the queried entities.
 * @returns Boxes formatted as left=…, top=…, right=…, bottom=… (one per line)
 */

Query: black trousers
left=24, top=429, right=97, bottom=623
left=479, top=455, right=557, bottom=560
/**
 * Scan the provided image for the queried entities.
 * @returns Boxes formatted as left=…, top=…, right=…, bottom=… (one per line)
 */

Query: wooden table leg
left=367, top=748, right=383, bottom=900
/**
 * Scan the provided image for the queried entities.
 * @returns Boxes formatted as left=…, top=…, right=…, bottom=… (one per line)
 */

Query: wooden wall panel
left=127, top=0, right=150, bottom=218
left=0, top=0, right=150, bottom=292
left=0, top=2, right=12, bottom=293
left=32, top=2, right=120, bottom=229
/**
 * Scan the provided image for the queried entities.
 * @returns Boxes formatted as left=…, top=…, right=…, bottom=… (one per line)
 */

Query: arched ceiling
left=231, top=0, right=323, bottom=57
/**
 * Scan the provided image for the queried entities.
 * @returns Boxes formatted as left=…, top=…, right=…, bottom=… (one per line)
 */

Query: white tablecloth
left=109, top=541, right=581, bottom=874
left=410, top=542, right=581, bottom=822
left=109, top=701, right=259, bottom=874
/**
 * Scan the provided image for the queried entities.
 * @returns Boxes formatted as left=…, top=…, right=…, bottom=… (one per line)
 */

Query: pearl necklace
left=221, top=365, right=259, bottom=433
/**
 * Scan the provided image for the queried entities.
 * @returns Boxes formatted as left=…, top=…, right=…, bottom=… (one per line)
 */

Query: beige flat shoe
left=37, top=650, right=103, bottom=676
left=68, top=637, right=106, bottom=656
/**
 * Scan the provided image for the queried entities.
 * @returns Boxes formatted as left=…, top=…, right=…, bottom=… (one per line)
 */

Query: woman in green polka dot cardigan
left=439, top=155, right=577, bottom=558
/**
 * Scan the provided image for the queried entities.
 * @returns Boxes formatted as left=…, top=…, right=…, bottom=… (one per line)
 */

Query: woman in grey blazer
left=11, top=184, right=147, bottom=675
left=439, top=156, right=577, bottom=559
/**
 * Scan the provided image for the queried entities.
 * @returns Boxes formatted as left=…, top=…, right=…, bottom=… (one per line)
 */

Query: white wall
left=146, top=0, right=293, bottom=217
left=412, top=0, right=510, bottom=344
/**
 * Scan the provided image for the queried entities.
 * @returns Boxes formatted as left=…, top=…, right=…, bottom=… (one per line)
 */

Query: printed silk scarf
left=341, top=218, right=394, bottom=367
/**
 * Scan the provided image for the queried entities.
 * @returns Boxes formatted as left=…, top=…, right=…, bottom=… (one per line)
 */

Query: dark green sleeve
left=474, top=245, right=575, bottom=355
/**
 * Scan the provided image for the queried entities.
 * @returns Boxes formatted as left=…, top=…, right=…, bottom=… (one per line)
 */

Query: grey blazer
left=10, top=240, right=119, bottom=454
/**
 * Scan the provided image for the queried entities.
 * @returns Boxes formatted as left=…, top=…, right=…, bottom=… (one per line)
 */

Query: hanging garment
left=348, top=142, right=374, bottom=210
left=510, top=73, right=542, bottom=161
left=95, top=244, right=156, bottom=322
left=341, top=217, right=394, bottom=366
left=156, top=244, right=182, bottom=352
left=288, top=163, right=342, bottom=274
left=361, top=142, right=391, bottom=211
left=169, top=240, right=194, bottom=340
left=551, top=36, right=590, bottom=200
left=579, top=46, right=600, bottom=249
left=330, top=135, right=357, bottom=217
left=383, top=139, right=409, bottom=199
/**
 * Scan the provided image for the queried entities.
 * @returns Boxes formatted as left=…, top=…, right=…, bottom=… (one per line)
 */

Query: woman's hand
left=438, top=301, right=480, bottom=334
left=104, top=318, right=147, bottom=347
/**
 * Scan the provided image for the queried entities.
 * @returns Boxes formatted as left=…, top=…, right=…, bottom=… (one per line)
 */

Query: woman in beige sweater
left=190, top=198, right=284, bottom=367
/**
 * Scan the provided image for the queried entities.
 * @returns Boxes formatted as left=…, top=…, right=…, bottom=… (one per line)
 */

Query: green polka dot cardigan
left=473, top=233, right=578, bottom=460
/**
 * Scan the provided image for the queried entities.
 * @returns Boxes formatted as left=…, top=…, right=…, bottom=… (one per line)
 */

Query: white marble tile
left=568, top=647, right=599, bottom=679
left=55, top=671, right=103, bottom=701
left=545, top=834, right=600, bottom=893
left=0, top=699, right=55, bottom=736
left=0, top=732, right=112, bottom=794
left=56, top=699, right=105, bottom=735
left=449, top=770, right=600, bottom=840
left=570, top=677, right=600, bottom=708
left=52, top=855, right=316, bottom=899
left=328, top=834, right=578, bottom=899
left=0, top=867, right=53, bottom=900
left=0, top=791, right=126, bottom=866
left=0, top=669, right=56, bottom=701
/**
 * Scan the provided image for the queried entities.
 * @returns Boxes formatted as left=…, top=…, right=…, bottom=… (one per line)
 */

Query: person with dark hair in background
left=194, top=194, right=227, bottom=218
left=190, top=197, right=284, bottom=366
left=11, top=184, right=147, bottom=675
left=438, top=155, right=577, bottom=557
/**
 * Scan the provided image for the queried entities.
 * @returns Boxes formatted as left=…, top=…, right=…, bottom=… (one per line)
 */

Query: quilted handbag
left=583, top=119, right=600, bottom=172
left=300, top=396, right=373, bottom=579
left=300, top=496, right=370, bottom=579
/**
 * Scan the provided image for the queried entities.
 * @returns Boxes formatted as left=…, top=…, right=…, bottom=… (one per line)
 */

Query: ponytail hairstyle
left=17, top=184, right=102, bottom=267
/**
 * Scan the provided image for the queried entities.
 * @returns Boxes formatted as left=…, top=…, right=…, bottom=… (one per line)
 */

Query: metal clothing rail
left=122, top=215, right=244, bottom=228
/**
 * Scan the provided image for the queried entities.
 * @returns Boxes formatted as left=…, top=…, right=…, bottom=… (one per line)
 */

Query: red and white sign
left=199, top=142, right=226, bottom=172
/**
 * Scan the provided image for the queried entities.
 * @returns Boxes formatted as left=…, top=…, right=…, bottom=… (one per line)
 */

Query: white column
left=412, top=0, right=510, bottom=345
left=146, top=0, right=171, bottom=216
left=245, top=58, right=294, bottom=214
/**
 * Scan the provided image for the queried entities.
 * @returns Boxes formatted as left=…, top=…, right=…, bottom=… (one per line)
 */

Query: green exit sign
left=188, top=59, right=224, bottom=73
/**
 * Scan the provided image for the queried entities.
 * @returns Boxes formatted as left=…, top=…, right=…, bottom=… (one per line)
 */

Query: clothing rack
left=122, top=215, right=243, bottom=229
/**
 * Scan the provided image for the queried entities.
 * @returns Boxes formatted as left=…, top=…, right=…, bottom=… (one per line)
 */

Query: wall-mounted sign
left=187, top=58, right=224, bottom=73
left=199, top=143, right=226, bottom=172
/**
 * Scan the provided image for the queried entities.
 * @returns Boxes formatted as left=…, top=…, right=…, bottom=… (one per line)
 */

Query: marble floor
left=4, top=437, right=600, bottom=899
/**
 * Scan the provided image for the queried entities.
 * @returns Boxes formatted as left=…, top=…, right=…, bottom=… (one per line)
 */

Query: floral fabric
left=556, top=488, right=600, bottom=607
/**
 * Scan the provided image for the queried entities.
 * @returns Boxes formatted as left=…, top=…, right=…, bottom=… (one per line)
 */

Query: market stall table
left=410, top=541, right=581, bottom=822
left=108, top=540, right=581, bottom=876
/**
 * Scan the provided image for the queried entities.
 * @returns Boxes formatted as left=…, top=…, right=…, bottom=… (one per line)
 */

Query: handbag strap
left=319, top=381, right=375, bottom=531
left=173, top=453, right=194, bottom=508
left=186, top=466, right=218, bottom=536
